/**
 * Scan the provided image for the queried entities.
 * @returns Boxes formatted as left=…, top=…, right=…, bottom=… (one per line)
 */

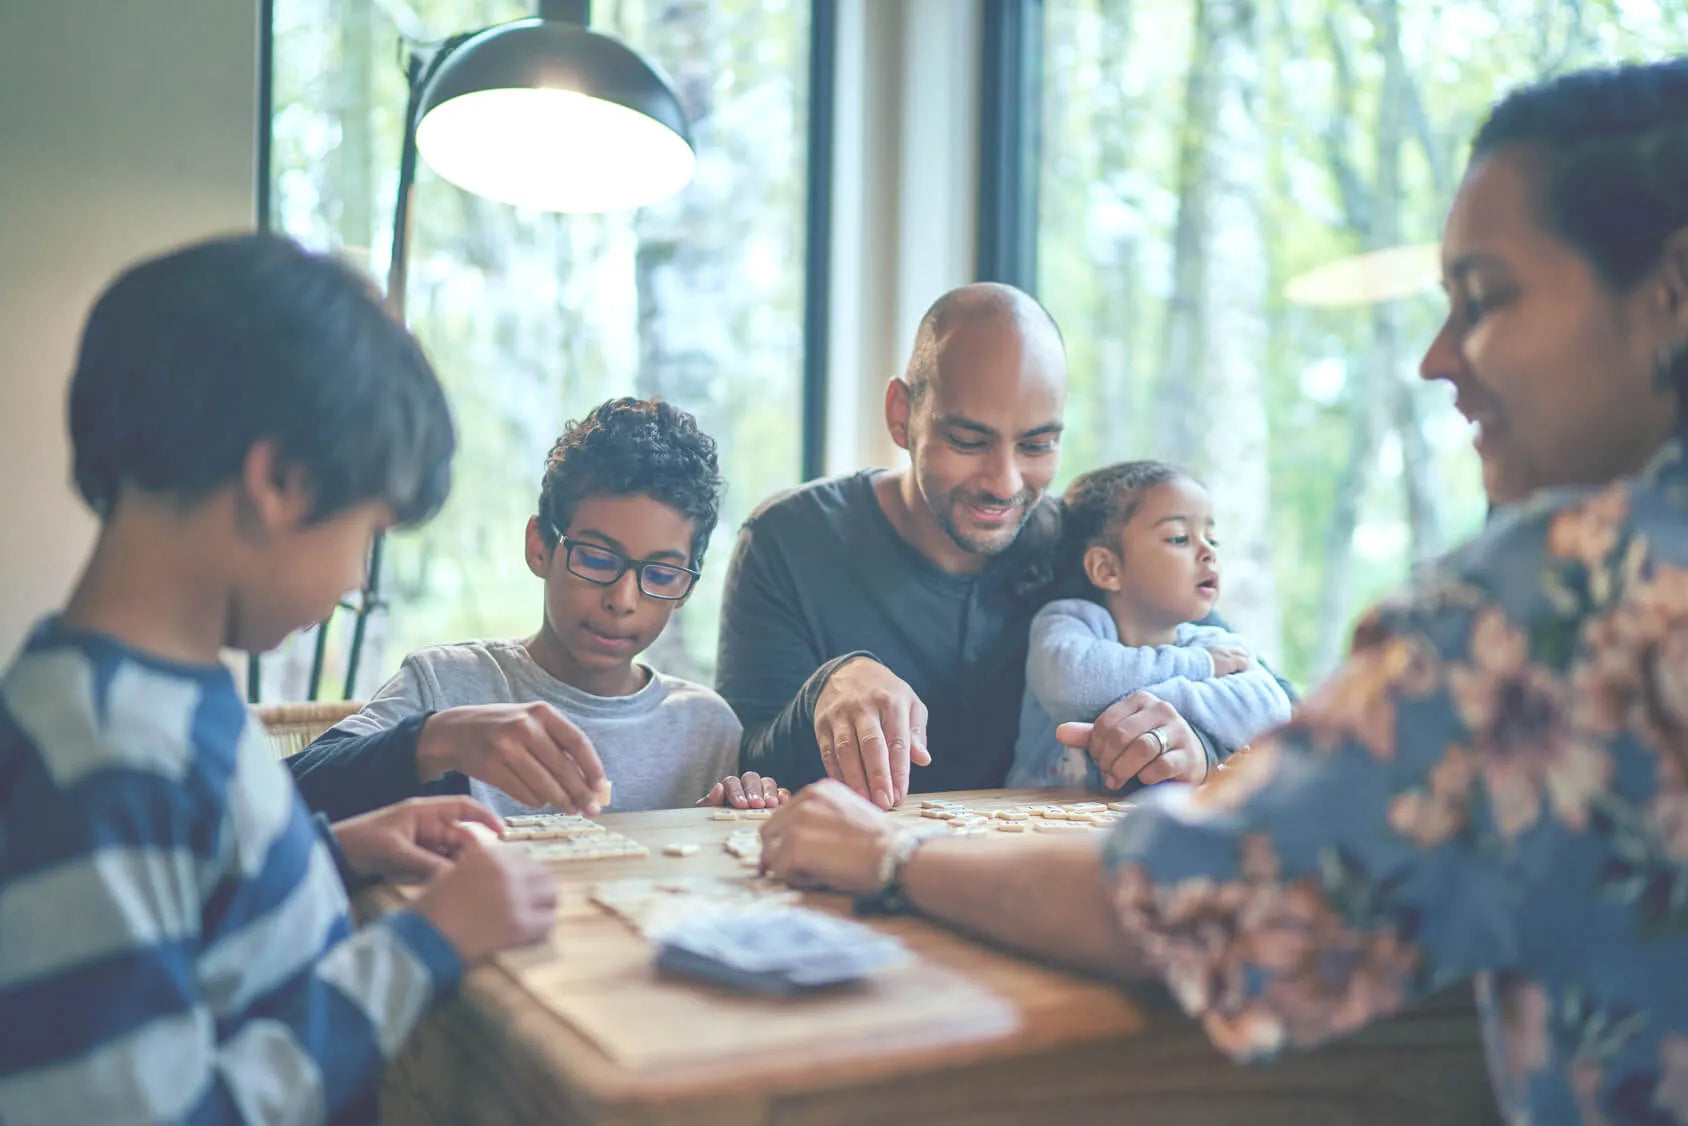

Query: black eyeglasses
left=559, top=538, right=699, bottom=600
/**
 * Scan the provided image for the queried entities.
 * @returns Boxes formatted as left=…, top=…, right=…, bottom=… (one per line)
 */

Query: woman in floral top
left=760, top=58, right=1688, bottom=1124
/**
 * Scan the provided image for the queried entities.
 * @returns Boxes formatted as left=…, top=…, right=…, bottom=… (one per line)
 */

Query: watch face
left=854, top=882, right=913, bottom=917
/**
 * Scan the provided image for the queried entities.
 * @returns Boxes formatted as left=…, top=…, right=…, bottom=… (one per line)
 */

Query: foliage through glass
left=265, top=0, right=810, bottom=698
left=1035, top=0, right=1688, bottom=686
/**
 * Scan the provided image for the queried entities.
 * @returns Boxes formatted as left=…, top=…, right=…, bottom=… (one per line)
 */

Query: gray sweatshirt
left=321, top=639, right=742, bottom=817
left=1007, top=598, right=1294, bottom=789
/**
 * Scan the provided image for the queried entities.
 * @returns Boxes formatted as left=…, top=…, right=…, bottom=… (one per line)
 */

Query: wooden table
left=368, top=790, right=1500, bottom=1125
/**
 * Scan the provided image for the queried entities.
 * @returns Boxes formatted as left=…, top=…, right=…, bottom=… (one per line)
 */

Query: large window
left=264, top=0, right=812, bottom=698
left=1031, top=0, right=1688, bottom=686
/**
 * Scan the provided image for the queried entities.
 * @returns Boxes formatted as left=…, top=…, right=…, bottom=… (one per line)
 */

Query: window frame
left=975, top=0, right=1043, bottom=289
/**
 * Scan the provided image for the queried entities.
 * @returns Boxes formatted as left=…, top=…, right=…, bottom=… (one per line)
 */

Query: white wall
left=0, top=1, right=259, bottom=657
left=826, top=0, right=982, bottom=474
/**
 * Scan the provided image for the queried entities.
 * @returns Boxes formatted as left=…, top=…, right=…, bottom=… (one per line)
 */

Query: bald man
left=716, top=284, right=1219, bottom=806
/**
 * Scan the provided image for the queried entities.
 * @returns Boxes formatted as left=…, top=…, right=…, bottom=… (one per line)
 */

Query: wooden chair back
left=254, top=700, right=363, bottom=760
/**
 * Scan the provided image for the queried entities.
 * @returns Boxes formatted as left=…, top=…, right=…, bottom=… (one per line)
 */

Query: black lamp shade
left=414, top=18, right=696, bottom=213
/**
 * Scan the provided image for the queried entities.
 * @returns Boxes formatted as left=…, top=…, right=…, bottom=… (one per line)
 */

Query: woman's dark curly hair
left=1055, top=460, right=1190, bottom=601
left=1472, top=58, right=1688, bottom=405
left=536, top=398, right=724, bottom=568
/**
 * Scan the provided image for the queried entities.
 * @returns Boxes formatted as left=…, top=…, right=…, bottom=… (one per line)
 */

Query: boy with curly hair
left=290, top=397, right=784, bottom=819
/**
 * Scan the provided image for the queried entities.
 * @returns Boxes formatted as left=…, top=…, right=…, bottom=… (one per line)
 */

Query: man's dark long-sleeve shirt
left=716, top=471, right=1048, bottom=793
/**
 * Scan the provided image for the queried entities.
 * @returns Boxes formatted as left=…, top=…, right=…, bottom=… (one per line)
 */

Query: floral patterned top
left=1104, top=437, right=1688, bottom=1124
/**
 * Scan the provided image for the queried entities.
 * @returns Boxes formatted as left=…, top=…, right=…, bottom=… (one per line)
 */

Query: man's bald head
left=883, top=283, right=1068, bottom=568
left=903, top=282, right=1066, bottom=405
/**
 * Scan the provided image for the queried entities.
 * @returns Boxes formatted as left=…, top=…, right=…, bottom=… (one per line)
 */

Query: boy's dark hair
left=536, top=398, right=724, bottom=568
left=69, top=233, right=455, bottom=526
left=1056, top=460, right=1189, bottom=600
left=1472, top=58, right=1688, bottom=407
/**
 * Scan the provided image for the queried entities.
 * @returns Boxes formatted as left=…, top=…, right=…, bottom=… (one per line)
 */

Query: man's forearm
left=737, top=651, right=872, bottom=787
left=900, top=835, right=1153, bottom=981
left=286, top=714, right=465, bottom=821
left=738, top=695, right=824, bottom=787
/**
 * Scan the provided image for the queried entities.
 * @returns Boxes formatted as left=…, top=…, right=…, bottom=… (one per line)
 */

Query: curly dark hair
left=1472, top=58, right=1688, bottom=403
left=536, top=397, right=724, bottom=568
left=1055, top=460, right=1189, bottom=600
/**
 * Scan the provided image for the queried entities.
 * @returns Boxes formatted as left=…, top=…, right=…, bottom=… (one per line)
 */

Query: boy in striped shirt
left=0, top=234, right=556, bottom=1124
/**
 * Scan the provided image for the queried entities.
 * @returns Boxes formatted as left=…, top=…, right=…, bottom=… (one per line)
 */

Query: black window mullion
left=977, top=0, right=1043, bottom=291
left=250, top=0, right=276, bottom=704
left=801, top=0, right=837, bottom=481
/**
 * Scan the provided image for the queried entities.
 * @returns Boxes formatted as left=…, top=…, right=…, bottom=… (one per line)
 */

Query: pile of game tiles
left=912, top=797, right=1135, bottom=835
left=503, top=812, right=650, bottom=861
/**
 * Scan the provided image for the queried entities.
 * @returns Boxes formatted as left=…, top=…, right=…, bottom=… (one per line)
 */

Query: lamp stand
left=307, top=37, right=467, bottom=701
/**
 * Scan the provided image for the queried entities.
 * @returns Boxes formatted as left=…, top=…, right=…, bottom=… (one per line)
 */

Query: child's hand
left=696, top=771, right=792, bottom=810
left=417, top=702, right=609, bottom=815
left=412, top=836, right=557, bottom=964
left=333, top=796, right=504, bottom=880
left=1206, top=644, right=1254, bottom=676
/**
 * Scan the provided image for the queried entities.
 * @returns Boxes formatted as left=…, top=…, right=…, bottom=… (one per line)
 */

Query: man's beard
left=930, top=486, right=1039, bottom=558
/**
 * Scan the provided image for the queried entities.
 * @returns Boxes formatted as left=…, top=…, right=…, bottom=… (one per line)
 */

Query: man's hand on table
left=813, top=657, right=932, bottom=810
left=1057, top=691, right=1209, bottom=789
left=697, top=771, right=793, bottom=810
left=332, top=795, right=505, bottom=879
left=758, top=780, right=899, bottom=893
left=417, top=701, right=609, bottom=814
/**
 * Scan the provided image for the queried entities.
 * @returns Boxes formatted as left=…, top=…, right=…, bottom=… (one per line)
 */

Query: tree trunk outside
left=1093, top=0, right=1141, bottom=463
left=1375, top=0, right=1442, bottom=566
left=1173, top=0, right=1281, bottom=663
left=1153, top=0, right=1216, bottom=471
left=1311, top=0, right=1427, bottom=676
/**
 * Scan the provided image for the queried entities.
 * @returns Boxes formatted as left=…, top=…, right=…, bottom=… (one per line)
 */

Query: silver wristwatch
left=860, top=825, right=940, bottom=915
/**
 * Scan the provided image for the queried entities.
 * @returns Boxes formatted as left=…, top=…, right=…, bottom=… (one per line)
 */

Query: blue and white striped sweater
left=0, top=623, right=462, bottom=1124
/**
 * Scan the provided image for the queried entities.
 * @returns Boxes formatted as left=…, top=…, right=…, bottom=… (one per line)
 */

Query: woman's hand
left=757, top=780, right=898, bottom=892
